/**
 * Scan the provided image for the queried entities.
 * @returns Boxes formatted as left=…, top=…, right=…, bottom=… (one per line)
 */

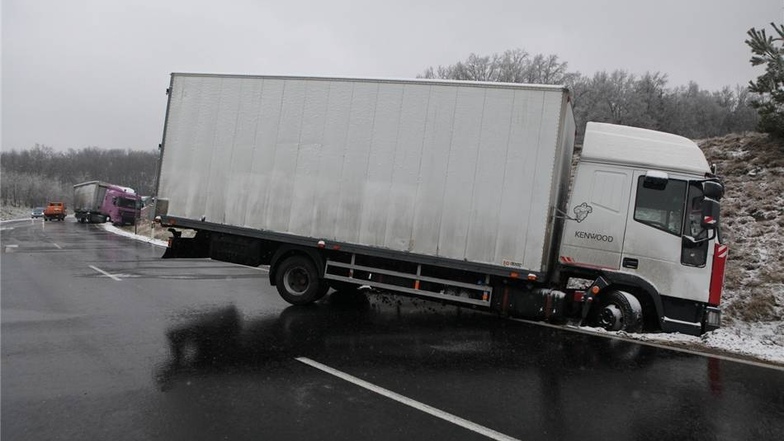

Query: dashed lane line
left=89, top=265, right=122, bottom=281
left=295, top=357, right=520, bottom=441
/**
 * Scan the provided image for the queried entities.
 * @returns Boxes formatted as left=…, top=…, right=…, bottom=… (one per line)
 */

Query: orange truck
left=43, top=202, right=67, bottom=221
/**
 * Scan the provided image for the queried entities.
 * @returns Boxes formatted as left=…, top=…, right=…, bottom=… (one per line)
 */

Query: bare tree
left=420, top=48, right=576, bottom=85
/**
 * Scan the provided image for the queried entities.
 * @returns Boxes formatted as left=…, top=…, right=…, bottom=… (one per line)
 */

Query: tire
left=596, top=290, right=643, bottom=333
left=275, top=255, right=328, bottom=305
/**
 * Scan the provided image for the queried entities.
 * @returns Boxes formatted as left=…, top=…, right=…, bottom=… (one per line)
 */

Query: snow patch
left=100, top=223, right=167, bottom=247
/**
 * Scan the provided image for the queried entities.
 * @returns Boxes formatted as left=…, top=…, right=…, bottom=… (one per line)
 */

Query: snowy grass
left=0, top=205, right=33, bottom=221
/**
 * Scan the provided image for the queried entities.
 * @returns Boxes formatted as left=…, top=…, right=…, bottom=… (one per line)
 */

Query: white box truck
left=154, top=73, right=726, bottom=335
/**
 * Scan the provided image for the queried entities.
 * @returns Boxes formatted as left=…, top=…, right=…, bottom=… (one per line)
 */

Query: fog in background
left=2, top=0, right=781, bottom=152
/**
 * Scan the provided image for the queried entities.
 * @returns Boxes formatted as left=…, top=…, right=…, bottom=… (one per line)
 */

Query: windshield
left=117, top=197, right=138, bottom=209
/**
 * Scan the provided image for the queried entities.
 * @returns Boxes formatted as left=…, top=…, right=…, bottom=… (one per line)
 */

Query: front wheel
left=275, top=255, right=328, bottom=305
left=596, top=290, right=643, bottom=333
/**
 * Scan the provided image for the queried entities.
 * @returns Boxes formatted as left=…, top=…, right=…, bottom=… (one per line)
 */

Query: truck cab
left=43, top=202, right=67, bottom=221
left=104, top=187, right=141, bottom=226
left=558, top=123, right=725, bottom=334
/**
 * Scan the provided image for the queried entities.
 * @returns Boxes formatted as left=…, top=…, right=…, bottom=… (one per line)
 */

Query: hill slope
left=699, top=133, right=783, bottom=326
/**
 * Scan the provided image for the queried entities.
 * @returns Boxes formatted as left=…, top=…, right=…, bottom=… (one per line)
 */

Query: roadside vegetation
left=0, top=147, right=158, bottom=208
left=699, top=132, right=783, bottom=325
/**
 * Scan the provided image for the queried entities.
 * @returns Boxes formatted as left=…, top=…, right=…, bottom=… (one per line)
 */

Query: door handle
left=622, top=258, right=639, bottom=269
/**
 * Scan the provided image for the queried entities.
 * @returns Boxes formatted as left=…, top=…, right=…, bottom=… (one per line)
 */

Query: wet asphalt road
left=2, top=218, right=784, bottom=441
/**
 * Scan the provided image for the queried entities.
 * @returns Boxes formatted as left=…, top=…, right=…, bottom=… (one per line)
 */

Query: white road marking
left=89, top=265, right=122, bottom=281
left=4, top=244, right=19, bottom=253
left=51, top=242, right=62, bottom=249
left=295, top=357, right=521, bottom=441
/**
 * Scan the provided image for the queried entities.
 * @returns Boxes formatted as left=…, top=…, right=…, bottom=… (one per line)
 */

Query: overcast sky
left=2, top=0, right=782, bottom=152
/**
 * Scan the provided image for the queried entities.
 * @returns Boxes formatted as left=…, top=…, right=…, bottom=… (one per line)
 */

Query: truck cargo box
left=157, top=74, right=575, bottom=273
left=73, top=181, right=109, bottom=214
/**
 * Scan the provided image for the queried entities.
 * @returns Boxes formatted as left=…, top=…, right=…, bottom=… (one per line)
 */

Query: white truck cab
left=559, top=123, right=725, bottom=334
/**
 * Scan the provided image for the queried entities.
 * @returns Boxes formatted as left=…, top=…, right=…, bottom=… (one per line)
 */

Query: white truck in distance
left=155, top=73, right=726, bottom=335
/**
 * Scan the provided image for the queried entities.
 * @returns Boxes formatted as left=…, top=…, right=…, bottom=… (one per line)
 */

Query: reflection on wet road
left=2, top=218, right=784, bottom=440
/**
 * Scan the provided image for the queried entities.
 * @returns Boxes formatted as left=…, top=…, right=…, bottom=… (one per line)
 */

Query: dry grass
left=700, top=132, right=784, bottom=323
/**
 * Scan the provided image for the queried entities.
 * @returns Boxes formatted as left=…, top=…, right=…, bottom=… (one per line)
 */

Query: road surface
left=2, top=218, right=783, bottom=440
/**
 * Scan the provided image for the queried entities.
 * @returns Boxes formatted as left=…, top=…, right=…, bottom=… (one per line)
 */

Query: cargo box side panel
left=204, top=78, right=244, bottom=224
left=521, top=90, right=566, bottom=270
left=492, top=90, right=549, bottom=271
left=159, top=76, right=220, bottom=220
left=222, top=78, right=266, bottom=227
left=264, top=80, right=308, bottom=232
left=309, top=81, right=354, bottom=240
left=464, top=88, right=515, bottom=264
left=288, top=80, right=331, bottom=235
left=159, top=75, right=567, bottom=273
left=410, top=86, right=457, bottom=256
left=437, top=87, right=485, bottom=259
left=334, top=82, right=377, bottom=243
left=357, top=83, right=404, bottom=247
left=383, top=84, right=430, bottom=252
left=243, top=80, right=285, bottom=227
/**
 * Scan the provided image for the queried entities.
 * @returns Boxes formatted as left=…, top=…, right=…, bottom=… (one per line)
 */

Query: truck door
left=621, top=171, right=712, bottom=304
left=559, top=164, right=633, bottom=270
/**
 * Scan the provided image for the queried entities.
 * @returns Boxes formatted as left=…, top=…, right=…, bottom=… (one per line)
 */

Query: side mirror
left=701, top=197, right=720, bottom=230
left=703, top=181, right=724, bottom=200
left=643, top=170, right=669, bottom=190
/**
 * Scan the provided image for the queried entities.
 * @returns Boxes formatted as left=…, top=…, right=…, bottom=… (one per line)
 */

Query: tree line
left=420, top=48, right=760, bottom=141
left=1, top=145, right=158, bottom=208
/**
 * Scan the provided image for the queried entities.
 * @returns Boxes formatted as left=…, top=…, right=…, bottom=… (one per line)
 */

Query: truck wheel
left=596, top=290, right=643, bottom=333
left=275, top=255, right=328, bottom=305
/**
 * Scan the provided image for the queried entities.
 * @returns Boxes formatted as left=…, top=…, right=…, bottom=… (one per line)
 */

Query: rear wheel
left=596, top=290, right=643, bottom=333
left=275, top=255, right=328, bottom=305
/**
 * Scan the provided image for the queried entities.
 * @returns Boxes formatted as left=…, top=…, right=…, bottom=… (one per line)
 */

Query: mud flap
left=508, top=288, right=566, bottom=321
left=162, top=229, right=210, bottom=258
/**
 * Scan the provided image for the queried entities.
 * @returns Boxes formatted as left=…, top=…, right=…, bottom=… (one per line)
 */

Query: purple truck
left=73, top=181, right=140, bottom=225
